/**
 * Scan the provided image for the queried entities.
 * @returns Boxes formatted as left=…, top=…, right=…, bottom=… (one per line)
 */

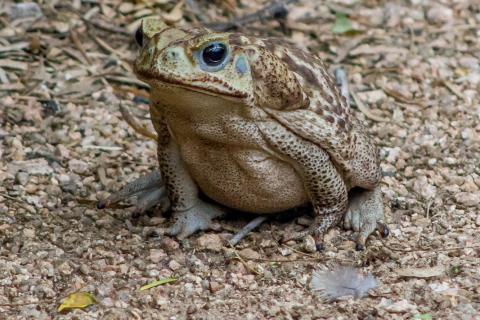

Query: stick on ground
left=229, top=216, right=269, bottom=246
left=205, top=0, right=298, bottom=31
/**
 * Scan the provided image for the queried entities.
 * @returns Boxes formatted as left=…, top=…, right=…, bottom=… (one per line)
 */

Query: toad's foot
left=168, top=201, right=227, bottom=239
left=97, top=171, right=171, bottom=216
left=281, top=212, right=341, bottom=251
left=344, top=187, right=389, bottom=251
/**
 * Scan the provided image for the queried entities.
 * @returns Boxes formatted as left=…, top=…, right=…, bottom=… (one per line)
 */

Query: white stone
left=68, top=159, right=89, bottom=174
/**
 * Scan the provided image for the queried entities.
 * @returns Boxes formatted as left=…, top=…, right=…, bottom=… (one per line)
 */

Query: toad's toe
left=168, top=201, right=227, bottom=239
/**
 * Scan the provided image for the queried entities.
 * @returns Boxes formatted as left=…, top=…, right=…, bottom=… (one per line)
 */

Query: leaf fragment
left=58, top=292, right=96, bottom=313
left=139, top=277, right=177, bottom=291
left=332, top=13, right=354, bottom=34
left=413, top=314, right=432, bottom=320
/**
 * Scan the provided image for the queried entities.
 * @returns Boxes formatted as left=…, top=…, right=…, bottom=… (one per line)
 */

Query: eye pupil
left=202, top=43, right=227, bottom=66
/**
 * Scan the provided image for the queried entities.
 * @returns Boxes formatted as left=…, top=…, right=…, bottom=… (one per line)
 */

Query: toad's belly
left=179, top=141, right=309, bottom=213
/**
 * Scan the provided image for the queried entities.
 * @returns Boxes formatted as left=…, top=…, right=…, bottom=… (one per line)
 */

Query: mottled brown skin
left=101, top=19, right=388, bottom=249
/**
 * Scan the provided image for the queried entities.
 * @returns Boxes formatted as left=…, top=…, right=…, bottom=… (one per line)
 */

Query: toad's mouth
left=135, top=68, right=248, bottom=101
left=163, top=81, right=246, bottom=101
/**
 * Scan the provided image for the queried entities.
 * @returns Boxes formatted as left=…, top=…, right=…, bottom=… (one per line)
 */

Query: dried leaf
left=0, top=59, right=29, bottom=71
left=139, top=277, right=177, bottom=291
left=332, top=13, right=354, bottom=34
left=8, top=2, right=43, bottom=20
left=395, top=266, right=445, bottom=278
left=0, top=42, right=30, bottom=53
left=58, top=292, right=96, bottom=313
left=0, top=82, right=25, bottom=91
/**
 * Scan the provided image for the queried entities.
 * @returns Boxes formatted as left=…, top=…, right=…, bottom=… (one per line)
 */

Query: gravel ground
left=0, top=1, right=479, bottom=319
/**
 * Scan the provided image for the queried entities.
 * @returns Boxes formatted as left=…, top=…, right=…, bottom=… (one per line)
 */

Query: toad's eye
left=202, top=43, right=227, bottom=66
left=197, top=42, right=229, bottom=72
left=135, top=27, right=144, bottom=46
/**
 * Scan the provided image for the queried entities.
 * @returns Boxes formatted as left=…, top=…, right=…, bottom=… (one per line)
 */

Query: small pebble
left=160, top=237, right=180, bottom=253
left=168, top=260, right=181, bottom=271
left=149, top=249, right=166, bottom=263
left=23, top=228, right=35, bottom=239
left=197, top=234, right=223, bottom=252
left=426, top=5, right=453, bottom=24
left=209, top=281, right=222, bottom=293
left=302, top=235, right=317, bottom=253
left=68, top=159, right=89, bottom=175
left=238, top=248, right=260, bottom=260
left=455, top=192, right=480, bottom=207
left=16, top=172, right=29, bottom=185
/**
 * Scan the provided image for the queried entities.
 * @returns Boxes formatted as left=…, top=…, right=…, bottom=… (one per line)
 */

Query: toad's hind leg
left=258, top=120, right=348, bottom=251
left=97, top=170, right=171, bottom=216
left=344, top=186, right=389, bottom=250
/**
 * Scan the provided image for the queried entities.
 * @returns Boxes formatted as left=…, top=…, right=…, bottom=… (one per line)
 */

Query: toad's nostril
left=135, top=27, right=144, bottom=47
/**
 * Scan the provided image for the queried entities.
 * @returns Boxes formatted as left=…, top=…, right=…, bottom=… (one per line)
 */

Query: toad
left=98, top=19, right=388, bottom=250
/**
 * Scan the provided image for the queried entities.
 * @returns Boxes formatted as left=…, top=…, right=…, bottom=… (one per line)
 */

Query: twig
left=0, top=192, right=35, bottom=213
left=378, top=84, right=426, bottom=107
left=86, top=18, right=130, bottom=36
left=70, top=29, right=92, bottom=65
left=97, top=166, right=109, bottom=188
left=229, top=216, right=269, bottom=246
left=88, top=32, right=133, bottom=73
left=83, top=145, right=123, bottom=151
left=61, top=47, right=89, bottom=65
left=228, top=243, right=261, bottom=275
left=205, top=0, right=298, bottom=31
left=440, top=79, right=466, bottom=101
left=282, top=243, right=319, bottom=259
left=104, top=75, right=147, bottom=88
left=66, top=5, right=130, bottom=36
left=119, top=103, right=157, bottom=141
left=27, top=150, right=64, bottom=165
left=13, top=95, right=90, bottom=105
left=0, top=301, right=53, bottom=307
left=241, top=256, right=323, bottom=263
left=381, top=240, right=480, bottom=253
left=425, top=200, right=432, bottom=219
left=350, top=90, right=389, bottom=122
left=0, top=192, right=25, bottom=203
left=334, top=36, right=369, bottom=63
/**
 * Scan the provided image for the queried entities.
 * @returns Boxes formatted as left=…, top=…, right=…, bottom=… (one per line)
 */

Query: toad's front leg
left=154, top=111, right=228, bottom=239
left=98, top=108, right=227, bottom=238
left=258, top=121, right=348, bottom=251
